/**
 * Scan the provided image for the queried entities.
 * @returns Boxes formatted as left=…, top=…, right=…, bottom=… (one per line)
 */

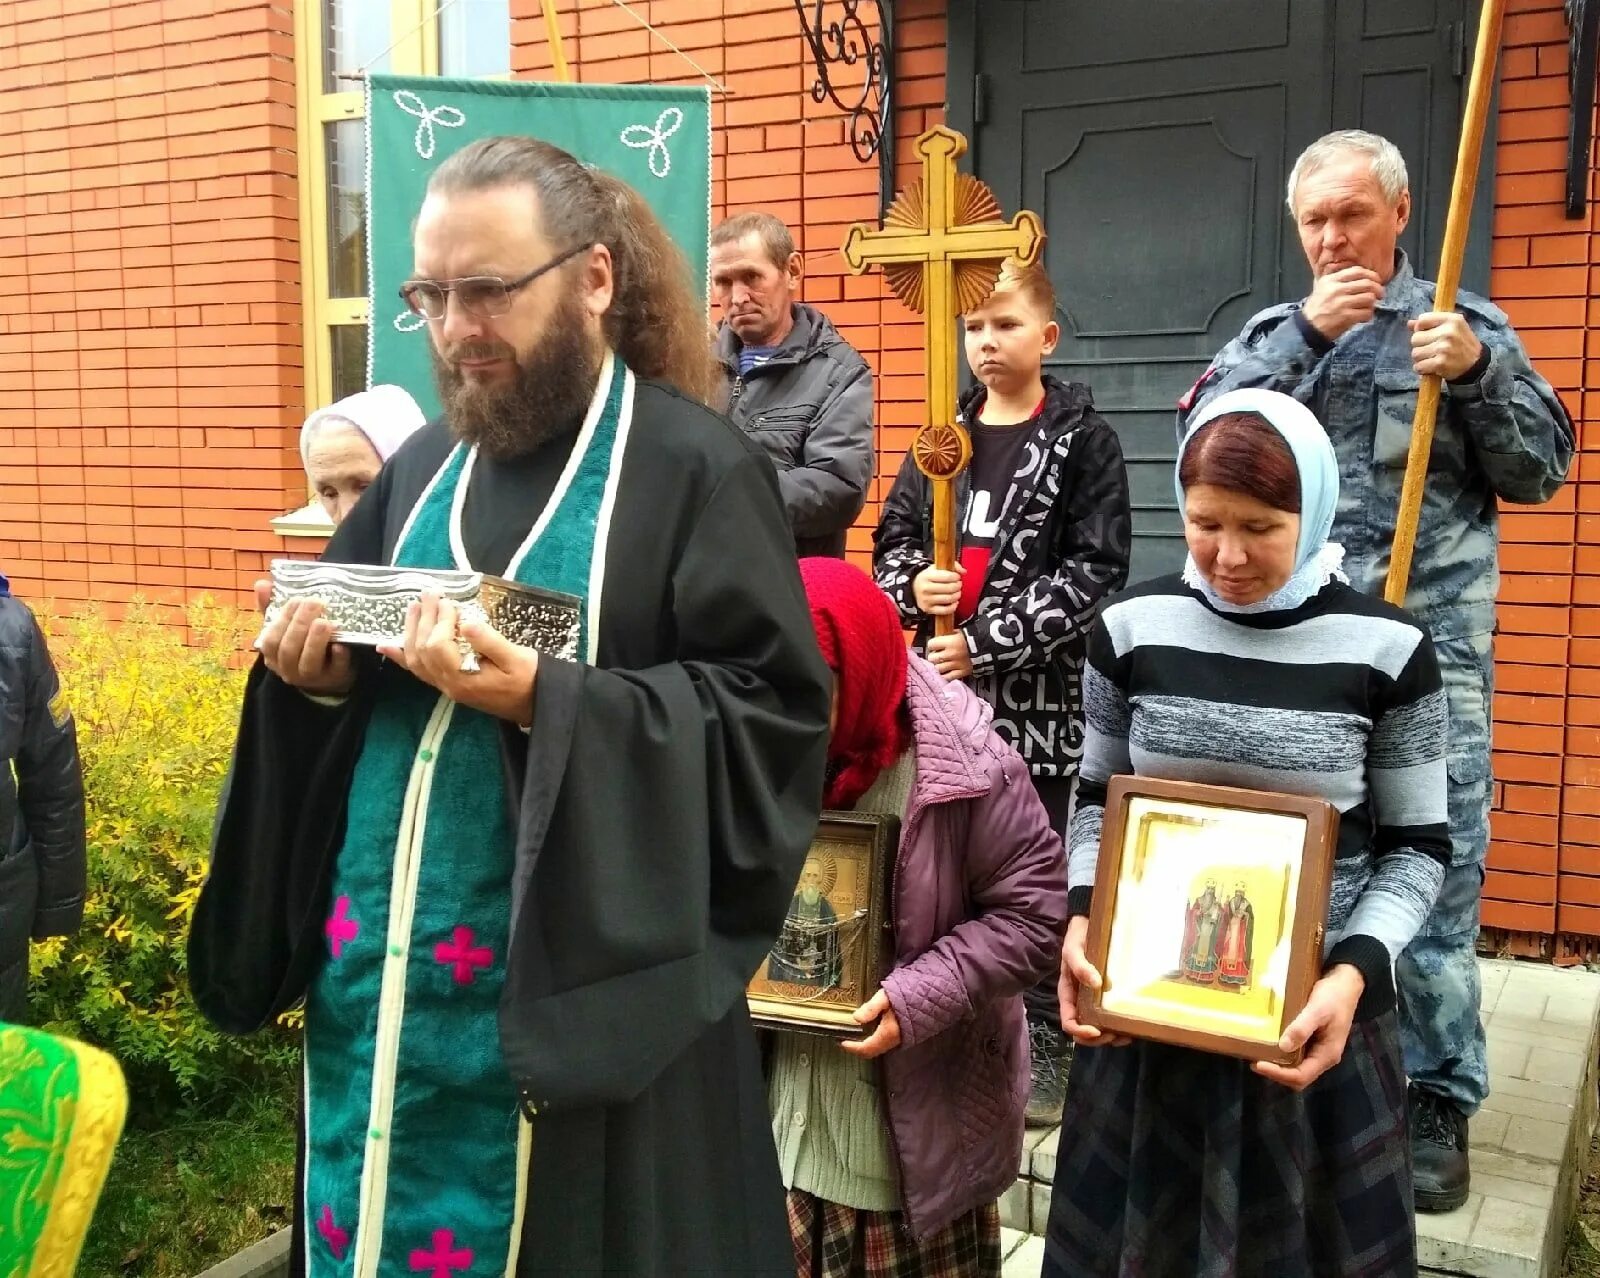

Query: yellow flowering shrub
left=28, top=599, right=299, bottom=1101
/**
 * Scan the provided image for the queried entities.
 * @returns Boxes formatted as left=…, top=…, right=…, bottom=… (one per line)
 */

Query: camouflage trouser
left=1396, top=633, right=1492, bottom=1115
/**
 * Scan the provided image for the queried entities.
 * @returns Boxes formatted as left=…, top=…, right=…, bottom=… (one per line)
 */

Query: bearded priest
left=189, top=136, right=830, bottom=1278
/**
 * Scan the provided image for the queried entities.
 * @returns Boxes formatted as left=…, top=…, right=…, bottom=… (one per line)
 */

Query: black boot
left=1025, top=1019, right=1072, bottom=1128
left=1410, top=1084, right=1470, bottom=1212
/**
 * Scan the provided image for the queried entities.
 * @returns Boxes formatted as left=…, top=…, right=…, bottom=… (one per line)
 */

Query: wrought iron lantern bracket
left=795, top=1, right=895, bottom=216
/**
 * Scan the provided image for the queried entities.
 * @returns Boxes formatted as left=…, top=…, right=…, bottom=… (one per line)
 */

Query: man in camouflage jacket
left=1180, top=131, right=1573, bottom=1212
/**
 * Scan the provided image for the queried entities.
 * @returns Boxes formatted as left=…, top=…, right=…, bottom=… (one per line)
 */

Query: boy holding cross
left=873, top=258, right=1131, bottom=1123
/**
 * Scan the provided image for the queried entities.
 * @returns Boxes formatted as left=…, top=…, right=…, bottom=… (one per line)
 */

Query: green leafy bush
left=28, top=599, right=299, bottom=1102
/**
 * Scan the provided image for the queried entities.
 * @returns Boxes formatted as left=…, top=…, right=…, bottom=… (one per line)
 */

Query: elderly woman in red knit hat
left=770, top=558, right=1068, bottom=1278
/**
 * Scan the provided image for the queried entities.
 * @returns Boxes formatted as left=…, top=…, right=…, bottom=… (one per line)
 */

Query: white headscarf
left=300, top=384, right=427, bottom=468
left=1176, top=388, right=1348, bottom=613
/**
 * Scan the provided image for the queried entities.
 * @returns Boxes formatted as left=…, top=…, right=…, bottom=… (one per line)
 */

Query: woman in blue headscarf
left=1042, top=390, right=1451, bottom=1277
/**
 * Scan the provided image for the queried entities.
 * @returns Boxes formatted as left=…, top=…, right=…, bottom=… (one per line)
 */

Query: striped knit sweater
left=1067, top=575, right=1451, bottom=1016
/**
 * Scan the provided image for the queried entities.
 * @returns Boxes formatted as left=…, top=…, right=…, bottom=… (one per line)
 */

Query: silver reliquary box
left=264, top=560, right=583, bottom=671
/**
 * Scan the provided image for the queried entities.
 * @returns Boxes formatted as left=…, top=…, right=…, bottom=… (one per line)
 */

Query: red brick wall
left=1482, top=0, right=1599, bottom=938
left=0, top=0, right=305, bottom=615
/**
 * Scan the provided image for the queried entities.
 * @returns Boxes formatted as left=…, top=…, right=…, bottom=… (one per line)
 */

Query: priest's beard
left=433, top=296, right=602, bottom=461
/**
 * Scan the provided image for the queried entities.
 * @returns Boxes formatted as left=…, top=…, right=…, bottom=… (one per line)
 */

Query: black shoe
left=1410, top=1085, right=1470, bottom=1212
left=1025, top=1020, right=1072, bottom=1127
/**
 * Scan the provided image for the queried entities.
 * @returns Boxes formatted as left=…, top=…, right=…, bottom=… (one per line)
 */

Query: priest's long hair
left=428, top=136, right=723, bottom=408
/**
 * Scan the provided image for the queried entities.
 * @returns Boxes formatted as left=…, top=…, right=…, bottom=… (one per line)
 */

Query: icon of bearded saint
left=767, top=855, right=842, bottom=989
left=1216, top=882, right=1255, bottom=988
left=1180, top=879, right=1223, bottom=982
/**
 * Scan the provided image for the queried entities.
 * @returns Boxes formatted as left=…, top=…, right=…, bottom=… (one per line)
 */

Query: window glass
left=330, top=324, right=370, bottom=402
left=441, top=0, right=511, bottom=79
left=323, top=0, right=392, bottom=93
left=326, top=119, right=368, bottom=299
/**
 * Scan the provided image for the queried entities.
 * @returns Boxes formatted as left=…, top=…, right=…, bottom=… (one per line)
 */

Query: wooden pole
left=1384, top=0, right=1506, bottom=606
left=923, top=132, right=958, bottom=639
left=931, top=482, right=958, bottom=637
left=541, top=0, right=571, bottom=82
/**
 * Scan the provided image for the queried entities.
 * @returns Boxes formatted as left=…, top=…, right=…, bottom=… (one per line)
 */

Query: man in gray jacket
left=712, top=212, right=874, bottom=558
left=1179, top=130, right=1573, bottom=1213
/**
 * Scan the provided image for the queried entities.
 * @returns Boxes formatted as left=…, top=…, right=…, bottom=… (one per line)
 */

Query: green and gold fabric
left=0, top=1022, right=127, bottom=1278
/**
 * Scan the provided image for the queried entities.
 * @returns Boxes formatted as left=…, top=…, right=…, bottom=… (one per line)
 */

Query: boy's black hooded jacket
left=873, top=375, right=1131, bottom=778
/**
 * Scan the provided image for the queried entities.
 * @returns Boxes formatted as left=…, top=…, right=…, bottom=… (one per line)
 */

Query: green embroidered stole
left=0, top=1023, right=127, bottom=1278
left=303, top=355, right=632, bottom=1277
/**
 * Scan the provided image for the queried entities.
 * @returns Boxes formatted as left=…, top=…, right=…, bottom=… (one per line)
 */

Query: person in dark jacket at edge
left=0, top=575, right=87, bottom=1023
left=712, top=212, right=875, bottom=558
left=874, top=258, right=1132, bottom=1128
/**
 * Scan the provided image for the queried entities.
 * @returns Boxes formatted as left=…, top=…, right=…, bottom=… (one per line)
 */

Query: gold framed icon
left=747, top=813, right=898, bottom=1037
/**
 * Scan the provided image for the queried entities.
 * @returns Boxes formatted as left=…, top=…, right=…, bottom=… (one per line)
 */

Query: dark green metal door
left=947, top=0, right=1493, bottom=582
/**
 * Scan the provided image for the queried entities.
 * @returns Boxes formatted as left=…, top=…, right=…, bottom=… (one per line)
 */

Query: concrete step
left=191, top=1226, right=290, bottom=1278
left=1003, top=958, right=1600, bottom=1278
left=1001, top=1227, right=1045, bottom=1275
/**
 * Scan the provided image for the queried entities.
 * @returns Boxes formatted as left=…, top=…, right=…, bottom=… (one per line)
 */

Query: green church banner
left=365, top=75, right=712, bottom=418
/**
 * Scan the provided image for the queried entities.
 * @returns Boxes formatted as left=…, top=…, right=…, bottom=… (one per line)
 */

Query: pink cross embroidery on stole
left=433, top=926, right=493, bottom=985
left=325, top=896, right=360, bottom=958
left=316, top=1204, right=350, bottom=1260
left=410, top=1228, right=474, bottom=1277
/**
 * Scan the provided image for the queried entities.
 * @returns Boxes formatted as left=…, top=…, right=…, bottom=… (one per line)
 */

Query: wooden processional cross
left=843, top=126, right=1044, bottom=636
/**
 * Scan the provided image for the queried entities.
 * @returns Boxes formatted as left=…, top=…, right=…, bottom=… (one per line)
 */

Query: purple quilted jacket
left=877, top=655, right=1068, bottom=1240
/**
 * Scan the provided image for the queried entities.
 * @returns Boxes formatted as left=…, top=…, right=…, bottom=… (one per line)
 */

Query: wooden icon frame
left=1079, top=776, right=1339, bottom=1066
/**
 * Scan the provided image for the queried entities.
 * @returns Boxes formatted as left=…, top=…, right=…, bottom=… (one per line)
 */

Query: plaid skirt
left=787, top=1190, right=1001, bottom=1278
left=1042, top=1010, right=1415, bottom=1278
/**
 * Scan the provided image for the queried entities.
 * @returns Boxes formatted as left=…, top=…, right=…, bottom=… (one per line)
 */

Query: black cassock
left=189, top=379, right=830, bottom=1276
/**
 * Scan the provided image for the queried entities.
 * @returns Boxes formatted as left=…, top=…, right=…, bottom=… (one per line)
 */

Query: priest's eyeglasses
left=399, top=244, right=587, bottom=320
